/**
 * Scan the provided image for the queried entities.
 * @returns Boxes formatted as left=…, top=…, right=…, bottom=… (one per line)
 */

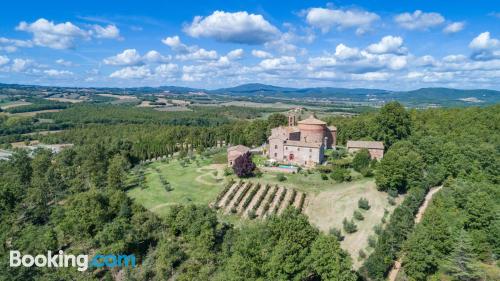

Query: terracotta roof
left=285, top=140, right=323, bottom=148
left=346, top=140, right=384, bottom=150
left=227, top=145, right=250, bottom=153
left=328, top=126, right=337, bottom=131
left=298, top=115, right=326, bottom=125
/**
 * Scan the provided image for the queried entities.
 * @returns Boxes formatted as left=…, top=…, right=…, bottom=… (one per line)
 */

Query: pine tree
left=442, top=230, right=481, bottom=281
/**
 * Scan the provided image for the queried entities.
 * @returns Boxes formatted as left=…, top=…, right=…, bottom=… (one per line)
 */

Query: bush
left=359, top=249, right=366, bottom=259
left=358, top=197, right=371, bottom=210
left=354, top=210, right=364, bottom=221
left=360, top=167, right=373, bottom=177
left=388, top=188, right=399, bottom=198
left=388, top=197, right=396, bottom=206
left=352, top=148, right=371, bottom=172
left=223, top=167, right=233, bottom=176
left=329, top=227, right=344, bottom=241
left=247, top=209, right=257, bottom=219
left=331, top=167, right=351, bottom=182
left=276, top=173, right=286, bottom=182
left=321, top=173, right=329, bottom=180
left=373, top=224, right=383, bottom=235
left=368, top=235, right=377, bottom=248
left=343, top=218, right=358, bottom=233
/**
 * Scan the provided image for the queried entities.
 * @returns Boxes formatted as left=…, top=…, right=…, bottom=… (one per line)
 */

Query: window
left=274, top=153, right=277, bottom=157
left=309, top=148, right=312, bottom=152
left=285, top=147, right=288, bottom=150
left=275, top=145, right=278, bottom=149
left=297, top=148, right=300, bottom=151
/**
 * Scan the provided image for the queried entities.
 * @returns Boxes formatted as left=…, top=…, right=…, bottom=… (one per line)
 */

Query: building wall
left=269, top=138, right=285, bottom=162
left=347, top=147, right=384, bottom=160
left=327, top=129, right=337, bottom=148
left=283, top=145, right=324, bottom=166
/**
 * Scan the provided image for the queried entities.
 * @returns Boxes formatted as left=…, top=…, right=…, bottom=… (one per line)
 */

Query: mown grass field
left=127, top=157, right=227, bottom=216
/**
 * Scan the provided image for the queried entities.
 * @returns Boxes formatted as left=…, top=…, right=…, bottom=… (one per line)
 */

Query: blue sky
left=0, top=0, right=499, bottom=90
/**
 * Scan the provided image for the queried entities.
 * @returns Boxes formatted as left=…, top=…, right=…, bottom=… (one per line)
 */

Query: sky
left=0, top=0, right=499, bottom=90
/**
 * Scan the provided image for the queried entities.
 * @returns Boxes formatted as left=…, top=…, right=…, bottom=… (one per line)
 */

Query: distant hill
left=1, top=82, right=499, bottom=107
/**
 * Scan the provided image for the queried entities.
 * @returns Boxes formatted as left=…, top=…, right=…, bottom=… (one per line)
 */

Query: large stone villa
left=227, top=112, right=384, bottom=168
left=267, top=114, right=337, bottom=167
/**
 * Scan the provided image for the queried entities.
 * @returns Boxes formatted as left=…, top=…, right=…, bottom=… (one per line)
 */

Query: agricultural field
left=213, top=181, right=306, bottom=219
left=127, top=156, right=228, bottom=216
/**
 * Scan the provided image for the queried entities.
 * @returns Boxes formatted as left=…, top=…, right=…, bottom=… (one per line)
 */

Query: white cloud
left=0, top=37, right=33, bottom=52
left=469, top=32, right=500, bottom=61
left=442, top=54, right=467, bottom=63
left=55, top=59, right=74, bottom=67
left=161, top=35, right=194, bottom=53
left=154, top=63, right=179, bottom=77
left=252, top=49, right=273, bottom=58
left=16, top=18, right=90, bottom=49
left=395, top=10, right=445, bottom=30
left=305, top=7, right=379, bottom=33
left=334, top=44, right=361, bottom=60
left=44, top=69, right=73, bottom=77
left=226, top=49, right=244, bottom=60
left=143, top=50, right=170, bottom=63
left=92, top=24, right=121, bottom=39
left=184, top=11, right=280, bottom=44
left=469, top=32, right=499, bottom=50
left=0, top=55, right=9, bottom=66
left=109, top=66, right=151, bottom=79
left=259, top=56, right=298, bottom=71
left=176, top=48, right=218, bottom=61
left=443, top=22, right=465, bottom=34
left=11, top=58, right=34, bottom=72
left=104, top=49, right=142, bottom=66
left=366, top=36, right=406, bottom=54
left=15, top=18, right=121, bottom=49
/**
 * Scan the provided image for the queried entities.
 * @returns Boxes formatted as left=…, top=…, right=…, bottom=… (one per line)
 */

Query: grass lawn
left=127, top=157, right=227, bottom=216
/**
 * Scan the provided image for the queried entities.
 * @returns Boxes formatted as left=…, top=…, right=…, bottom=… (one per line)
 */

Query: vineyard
left=214, top=180, right=307, bottom=219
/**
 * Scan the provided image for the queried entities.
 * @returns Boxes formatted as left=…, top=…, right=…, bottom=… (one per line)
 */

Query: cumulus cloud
left=443, top=22, right=465, bottom=34
left=11, top=58, right=35, bottom=72
left=252, top=49, right=273, bottom=58
left=104, top=49, right=142, bottom=66
left=92, top=24, right=121, bottom=39
left=44, top=69, right=74, bottom=77
left=176, top=48, right=218, bottom=61
left=395, top=10, right=445, bottom=30
left=104, top=49, right=170, bottom=66
left=226, top=49, right=244, bottom=60
left=0, top=55, right=10, bottom=66
left=161, top=35, right=194, bottom=53
left=109, top=65, right=151, bottom=79
left=305, top=7, right=379, bottom=34
left=469, top=32, right=500, bottom=60
left=183, top=11, right=280, bottom=44
left=162, top=35, right=218, bottom=61
left=15, top=18, right=120, bottom=49
left=0, top=37, right=33, bottom=52
left=366, top=36, right=406, bottom=55
left=55, top=59, right=74, bottom=67
left=259, top=56, right=298, bottom=71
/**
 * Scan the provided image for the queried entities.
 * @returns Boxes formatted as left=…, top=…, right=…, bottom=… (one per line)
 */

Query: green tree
left=442, top=230, right=481, bottom=281
left=267, top=113, right=288, bottom=131
left=352, top=148, right=371, bottom=172
left=375, top=101, right=412, bottom=147
left=107, top=154, right=129, bottom=190
left=375, top=141, right=424, bottom=192
left=306, top=235, right=357, bottom=281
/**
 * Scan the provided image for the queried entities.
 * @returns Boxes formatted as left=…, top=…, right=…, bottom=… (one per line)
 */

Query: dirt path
left=194, top=164, right=225, bottom=186
left=387, top=185, right=443, bottom=281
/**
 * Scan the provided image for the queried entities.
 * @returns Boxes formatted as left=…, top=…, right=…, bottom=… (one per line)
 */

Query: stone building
left=346, top=140, right=384, bottom=160
left=268, top=114, right=336, bottom=167
left=227, top=145, right=250, bottom=166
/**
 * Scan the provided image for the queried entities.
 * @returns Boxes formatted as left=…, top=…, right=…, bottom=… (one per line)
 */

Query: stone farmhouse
left=346, top=140, right=384, bottom=160
left=268, top=114, right=337, bottom=167
left=227, top=145, right=250, bottom=166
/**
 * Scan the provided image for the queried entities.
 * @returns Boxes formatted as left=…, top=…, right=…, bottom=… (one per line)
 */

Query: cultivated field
left=213, top=181, right=306, bottom=219
left=127, top=157, right=227, bottom=216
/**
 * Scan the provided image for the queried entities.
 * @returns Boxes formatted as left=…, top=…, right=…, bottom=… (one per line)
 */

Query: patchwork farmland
left=214, top=180, right=307, bottom=219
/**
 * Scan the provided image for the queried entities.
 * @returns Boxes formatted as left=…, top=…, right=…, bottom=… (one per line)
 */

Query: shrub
left=373, top=224, right=383, bottom=235
left=352, top=148, right=371, bottom=172
left=354, top=210, right=364, bottom=221
left=252, top=184, right=270, bottom=211
left=273, top=188, right=287, bottom=214
left=368, top=235, right=377, bottom=248
left=242, top=184, right=260, bottom=209
left=388, top=197, right=396, bottom=206
left=360, top=167, right=373, bottom=177
left=276, top=173, right=286, bottom=182
left=321, top=173, right=329, bottom=180
left=223, top=167, right=233, bottom=176
left=331, top=168, right=351, bottom=182
left=388, top=188, right=399, bottom=198
left=343, top=218, right=358, bottom=233
left=329, top=227, right=344, bottom=241
left=230, top=207, right=237, bottom=214
left=359, top=249, right=366, bottom=259
left=358, top=197, right=371, bottom=210
left=247, top=210, right=257, bottom=219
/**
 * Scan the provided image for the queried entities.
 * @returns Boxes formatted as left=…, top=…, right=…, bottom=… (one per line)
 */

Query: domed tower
left=298, top=115, right=327, bottom=144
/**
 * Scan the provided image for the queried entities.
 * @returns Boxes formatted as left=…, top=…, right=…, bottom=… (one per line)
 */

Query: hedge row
left=232, top=182, right=253, bottom=208
left=242, top=183, right=260, bottom=210
left=224, top=181, right=244, bottom=207
left=252, top=184, right=271, bottom=211
left=272, top=188, right=287, bottom=214
left=263, top=186, right=278, bottom=214
left=215, top=179, right=235, bottom=205
left=360, top=185, right=428, bottom=280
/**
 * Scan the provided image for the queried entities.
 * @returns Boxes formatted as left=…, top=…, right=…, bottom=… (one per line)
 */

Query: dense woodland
left=0, top=102, right=498, bottom=280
